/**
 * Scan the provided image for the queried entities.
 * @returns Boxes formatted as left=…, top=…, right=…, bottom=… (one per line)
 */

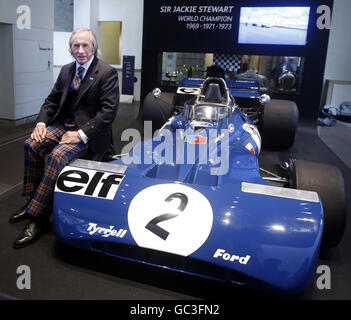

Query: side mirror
left=152, top=88, right=162, bottom=98
left=259, top=94, right=271, bottom=106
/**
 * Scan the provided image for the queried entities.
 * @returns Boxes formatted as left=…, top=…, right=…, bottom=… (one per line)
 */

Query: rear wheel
left=142, top=91, right=176, bottom=131
left=259, top=99, right=299, bottom=149
left=290, top=160, right=346, bottom=248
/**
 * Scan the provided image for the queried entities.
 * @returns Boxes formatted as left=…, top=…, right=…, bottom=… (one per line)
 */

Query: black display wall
left=141, top=0, right=333, bottom=126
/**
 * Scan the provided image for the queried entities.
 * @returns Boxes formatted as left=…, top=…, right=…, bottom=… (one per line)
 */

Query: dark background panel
left=141, top=0, right=333, bottom=125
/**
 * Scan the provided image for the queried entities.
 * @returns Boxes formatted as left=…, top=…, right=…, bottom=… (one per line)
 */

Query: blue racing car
left=53, top=77, right=346, bottom=294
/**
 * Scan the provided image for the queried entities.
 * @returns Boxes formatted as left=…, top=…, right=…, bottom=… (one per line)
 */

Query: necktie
left=73, top=66, right=85, bottom=90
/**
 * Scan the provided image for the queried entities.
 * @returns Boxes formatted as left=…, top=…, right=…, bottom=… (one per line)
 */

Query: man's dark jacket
left=37, top=56, right=119, bottom=153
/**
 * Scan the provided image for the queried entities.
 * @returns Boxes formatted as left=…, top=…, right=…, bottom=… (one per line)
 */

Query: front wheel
left=290, top=160, right=346, bottom=248
left=142, top=91, right=176, bottom=132
left=259, top=99, right=299, bottom=149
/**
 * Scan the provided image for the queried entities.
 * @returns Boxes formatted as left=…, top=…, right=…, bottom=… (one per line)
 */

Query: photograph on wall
left=238, top=7, right=311, bottom=46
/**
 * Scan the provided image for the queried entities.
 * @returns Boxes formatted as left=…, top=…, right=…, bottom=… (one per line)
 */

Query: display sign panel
left=142, top=0, right=334, bottom=125
left=159, top=5, right=235, bottom=32
left=122, top=55, right=135, bottom=95
left=238, top=7, right=311, bottom=46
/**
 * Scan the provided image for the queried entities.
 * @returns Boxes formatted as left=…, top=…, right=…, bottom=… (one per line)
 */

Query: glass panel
left=54, top=0, right=74, bottom=32
left=159, top=52, right=304, bottom=94
left=190, top=104, right=231, bottom=122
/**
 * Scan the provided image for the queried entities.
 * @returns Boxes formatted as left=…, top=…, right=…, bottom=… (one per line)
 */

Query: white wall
left=324, top=0, right=351, bottom=82
left=73, top=0, right=92, bottom=30
left=53, top=31, right=74, bottom=82
left=14, top=26, right=53, bottom=119
left=96, top=0, right=143, bottom=70
left=0, top=0, right=54, bottom=121
left=323, top=0, right=351, bottom=106
left=73, top=0, right=144, bottom=101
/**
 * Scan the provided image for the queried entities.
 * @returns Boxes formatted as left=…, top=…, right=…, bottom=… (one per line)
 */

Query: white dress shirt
left=75, top=55, right=94, bottom=81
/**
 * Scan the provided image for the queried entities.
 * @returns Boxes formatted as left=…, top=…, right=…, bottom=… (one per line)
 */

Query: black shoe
left=9, top=200, right=31, bottom=223
left=13, top=219, right=48, bottom=249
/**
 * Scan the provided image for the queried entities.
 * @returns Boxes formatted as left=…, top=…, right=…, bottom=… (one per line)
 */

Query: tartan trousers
left=22, top=123, right=88, bottom=218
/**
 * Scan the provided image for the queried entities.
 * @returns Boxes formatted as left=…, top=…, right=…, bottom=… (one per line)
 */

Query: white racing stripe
left=242, top=124, right=262, bottom=154
left=241, top=182, right=320, bottom=203
left=69, top=159, right=127, bottom=174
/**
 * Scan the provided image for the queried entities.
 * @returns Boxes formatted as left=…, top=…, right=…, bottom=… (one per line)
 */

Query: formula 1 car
left=53, top=77, right=346, bottom=294
left=143, top=75, right=299, bottom=149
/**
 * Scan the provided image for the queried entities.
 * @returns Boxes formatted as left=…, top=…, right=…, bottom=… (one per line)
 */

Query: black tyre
left=259, top=99, right=299, bottom=149
left=290, top=160, right=346, bottom=248
left=142, top=91, right=176, bottom=131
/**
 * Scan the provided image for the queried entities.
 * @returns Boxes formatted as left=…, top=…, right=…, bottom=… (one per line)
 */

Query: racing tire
left=290, top=160, right=346, bottom=248
left=259, top=99, right=299, bottom=149
left=142, top=91, right=176, bottom=131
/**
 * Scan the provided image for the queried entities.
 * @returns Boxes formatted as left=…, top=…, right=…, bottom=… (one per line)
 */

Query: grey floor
left=318, top=121, right=351, bottom=171
left=0, top=107, right=350, bottom=300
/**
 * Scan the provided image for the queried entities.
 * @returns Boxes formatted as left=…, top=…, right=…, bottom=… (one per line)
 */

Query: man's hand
left=59, top=131, right=82, bottom=144
left=31, top=124, right=47, bottom=143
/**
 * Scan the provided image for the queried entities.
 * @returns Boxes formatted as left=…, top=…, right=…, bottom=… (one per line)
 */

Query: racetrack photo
left=238, top=23, right=308, bottom=46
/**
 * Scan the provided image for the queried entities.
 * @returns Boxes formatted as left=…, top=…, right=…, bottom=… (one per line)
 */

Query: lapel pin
left=89, top=77, right=94, bottom=80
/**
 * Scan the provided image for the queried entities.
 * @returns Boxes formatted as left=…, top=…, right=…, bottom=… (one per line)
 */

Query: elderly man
left=9, top=28, right=119, bottom=248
